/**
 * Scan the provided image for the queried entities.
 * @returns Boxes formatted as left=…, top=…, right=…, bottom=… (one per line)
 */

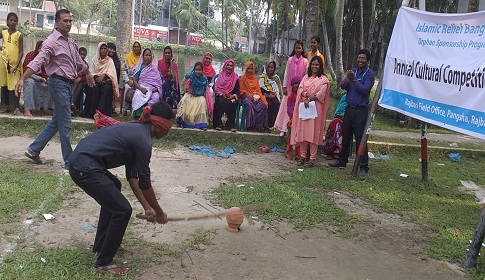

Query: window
left=0, top=2, right=10, bottom=13
left=46, top=15, right=54, bottom=25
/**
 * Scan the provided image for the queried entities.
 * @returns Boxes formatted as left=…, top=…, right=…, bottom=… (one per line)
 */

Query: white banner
left=379, top=6, right=485, bottom=140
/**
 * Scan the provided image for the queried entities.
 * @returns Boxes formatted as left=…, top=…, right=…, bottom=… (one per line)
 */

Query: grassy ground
left=1, top=115, right=485, bottom=278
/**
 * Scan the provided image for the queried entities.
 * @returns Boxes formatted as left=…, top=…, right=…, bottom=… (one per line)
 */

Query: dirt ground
left=0, top=135, right=469, bottom=280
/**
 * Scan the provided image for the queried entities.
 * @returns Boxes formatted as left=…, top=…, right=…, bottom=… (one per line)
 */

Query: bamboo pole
left=135, top=203, right=269, bottom=222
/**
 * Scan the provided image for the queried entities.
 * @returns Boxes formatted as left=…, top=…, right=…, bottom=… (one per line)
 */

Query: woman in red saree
left=158, top=46, right=180, bottom=109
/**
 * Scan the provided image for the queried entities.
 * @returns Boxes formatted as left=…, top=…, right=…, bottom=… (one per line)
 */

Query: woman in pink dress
left=290, top=56, right=330, bottom=167
left=274, top=40, right=308, bottom=137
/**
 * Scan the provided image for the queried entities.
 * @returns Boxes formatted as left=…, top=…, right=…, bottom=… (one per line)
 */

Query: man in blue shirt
left=69, top=101, right=174, bottom=276
left=329, top=49, right=374, bottom=175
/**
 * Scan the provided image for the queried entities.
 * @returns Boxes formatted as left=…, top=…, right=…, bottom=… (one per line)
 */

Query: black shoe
left=359, top=168, right=369, bottom=176
left=25, top=150, right=42, bottom=164
left=328, top=161, right=346, bottom=168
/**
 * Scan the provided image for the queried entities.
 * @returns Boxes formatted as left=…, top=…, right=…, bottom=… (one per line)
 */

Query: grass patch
left=211, top=149, right=485, bottom=278
left=0, top=228, right=216, bottom=279
left=0, top=118, right=286, bottom=153
left=212, top=171, right=356, bottom=236
left=0, top=161, right=67, bottom=223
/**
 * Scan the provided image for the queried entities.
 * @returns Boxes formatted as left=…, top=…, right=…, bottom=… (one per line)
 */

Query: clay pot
left=226, top=207, right=244, bottom=232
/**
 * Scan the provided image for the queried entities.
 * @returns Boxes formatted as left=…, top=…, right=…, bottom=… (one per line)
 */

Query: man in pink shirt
left=15, top=9, right=95, bottom=169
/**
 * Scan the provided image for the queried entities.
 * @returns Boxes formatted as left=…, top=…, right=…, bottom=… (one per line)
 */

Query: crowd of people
left=1, top=8, right=374, bottom=276
left=1, top=11, right=375, bottom=172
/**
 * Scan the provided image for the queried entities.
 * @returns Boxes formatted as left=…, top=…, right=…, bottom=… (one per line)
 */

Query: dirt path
left=0, top=136, right=467, bottom=280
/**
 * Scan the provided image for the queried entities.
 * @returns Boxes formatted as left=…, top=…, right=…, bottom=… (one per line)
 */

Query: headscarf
left=259, top=62, right=282, bottom=102
left=184, top=63, right=208, bottom=97
left=157, top=46, right=179, bottom=84
left=214, top=58, right=239, bottom=95
left=201, top=52, right=216, bottom=79
left=138, top=106, right=173, bottom=136
left=23, top=40, right=47, bottom=79
left=90, top=42, right=119, bottom=97
left=125, top=41, right=142, bottom=69
left=287, top=76, right=302, bottom=119
left=107, top=42, right=121, bottom=81
left=239, top=61, right=267, bottom=107
left=286, top=54, right=307, bottom=90
left=133, top=48, right=163, bottom=93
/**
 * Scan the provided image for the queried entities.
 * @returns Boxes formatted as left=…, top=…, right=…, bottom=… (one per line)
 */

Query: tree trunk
left=304, top=0, right=319, bottom=49
left=86, top=12, right=93, bottom=35
left=377, top=25, right=387, bottom=79
left=321, top=15, right=335, bottom=80
left=264, top=1, right=270, bottom=55
left=357, top=0, right=364, bottom=49
left=116, top=0, right=133, bottom=56
left=366, top=0, right=377, bottom=49
left=335, top=0, right=345, bottom=81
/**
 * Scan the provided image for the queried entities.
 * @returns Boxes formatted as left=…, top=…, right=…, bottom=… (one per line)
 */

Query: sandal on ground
left=230, top=128, right=237, bottom=133
left=297, top=158, right=306, bottom=166
left=96, top=262, right=129, bottom=276
left=215, top=127, right=222, bottom=131
left=13, top=108, right=23, bottom=116
left=23, top=112, right=33, bottom=117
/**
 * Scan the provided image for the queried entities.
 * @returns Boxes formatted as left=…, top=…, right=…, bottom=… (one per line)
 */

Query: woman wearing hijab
left=259, top=61, right=282, bottom=130
left=158, top=46, right=180, bottom=109
left=121, top=41, right=142, bottom=116
left=213, top=59, right=239, bottom=132
left=202, top=52, right=216, bottom=83
left=176, top=61, right=209, bottom=129
left=21, top=40, right=52, bottom=116
left=240, top=61, right=268, bottom=132
left=274, top=40, right=308, bottom=137
left=290, top=56, right=330, bottom=167
left=131, top=48, right=163, bottom=118
left=201, top=51, right=215, bottom=119
left=81, top=42, right=118, bottom=118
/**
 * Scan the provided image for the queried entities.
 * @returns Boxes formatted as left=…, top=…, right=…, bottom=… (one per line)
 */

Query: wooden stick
left=135, top=202, right=269, bottom=222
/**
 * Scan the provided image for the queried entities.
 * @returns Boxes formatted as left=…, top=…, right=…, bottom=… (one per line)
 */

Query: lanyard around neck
left=354, top=67, right=369, bottom=81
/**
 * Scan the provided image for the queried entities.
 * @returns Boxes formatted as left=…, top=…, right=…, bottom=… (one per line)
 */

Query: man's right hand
left=156, top=211, right=168, bottom=224
left=14, top=80, right=24, bottom=97
left=127, top=80, right=134, bottom=87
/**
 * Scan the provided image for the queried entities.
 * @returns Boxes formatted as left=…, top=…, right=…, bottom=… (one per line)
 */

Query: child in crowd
left=1, top=12, right=23, bottom=115
left=72, top=47, right=88, bottom=112
left=285, top=76, right=301, bottom=159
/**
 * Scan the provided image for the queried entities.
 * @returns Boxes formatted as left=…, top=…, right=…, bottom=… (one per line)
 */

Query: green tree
left=172, top=0, right=206, bottom=32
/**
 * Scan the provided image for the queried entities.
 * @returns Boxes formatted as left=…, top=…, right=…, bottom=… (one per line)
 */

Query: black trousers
left=80, top=83, right=113, bottom=118
left=338, top=106, right=369, bottom=171
left=267, top=97, right=280, bottom=128
left=1, top=86, right=19, bottom=108
left=69, top=168, right=132, bottom=267
left=213, top=96, right=238, bottom=129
